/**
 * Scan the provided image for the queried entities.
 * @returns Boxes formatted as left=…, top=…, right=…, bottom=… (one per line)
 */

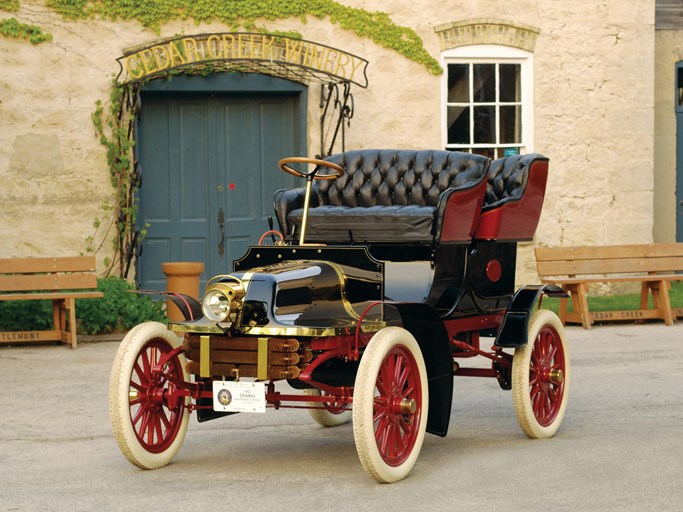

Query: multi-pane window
left=443, top=47, right=532, bottom=159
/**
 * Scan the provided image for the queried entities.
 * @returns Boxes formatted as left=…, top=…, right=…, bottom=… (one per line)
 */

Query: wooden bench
left=0, top=256, right=103, bottom=348
left=535, top=244, right=683, bottom=329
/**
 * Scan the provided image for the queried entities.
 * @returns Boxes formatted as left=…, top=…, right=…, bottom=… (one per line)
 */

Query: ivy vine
left=0, top=17, right=52, bottom=44
left=90, top=82, right=142, bottom=277
left=1, top=0, right=51, bottom=43
left=0, top=0, right=19, bottom=11
left=46, top=0, right=442, bottom=75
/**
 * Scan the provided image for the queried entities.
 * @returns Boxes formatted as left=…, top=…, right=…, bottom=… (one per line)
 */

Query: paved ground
left=1, top=322, right=682, bottom=511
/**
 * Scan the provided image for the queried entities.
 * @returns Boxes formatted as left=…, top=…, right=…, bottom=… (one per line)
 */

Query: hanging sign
left=116, top=32, right=369, bottom=88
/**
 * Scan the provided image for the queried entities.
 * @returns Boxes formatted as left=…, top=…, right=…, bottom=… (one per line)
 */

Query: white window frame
left=441, top=45, right=534, bottom=156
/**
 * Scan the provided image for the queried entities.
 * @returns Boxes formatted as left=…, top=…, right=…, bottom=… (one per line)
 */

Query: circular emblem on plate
left=217, top=388, right=232, bottom=406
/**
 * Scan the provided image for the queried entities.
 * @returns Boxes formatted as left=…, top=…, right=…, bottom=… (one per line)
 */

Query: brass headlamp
left=201, top=276, right=245, bottom=325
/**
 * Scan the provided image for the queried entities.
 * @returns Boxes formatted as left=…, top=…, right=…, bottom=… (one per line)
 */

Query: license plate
left=212, top=380, right=266, bottom=413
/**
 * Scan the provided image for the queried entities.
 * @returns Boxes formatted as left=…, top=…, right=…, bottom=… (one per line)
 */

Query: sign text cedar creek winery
left=117, top=33, right=370, bottom=87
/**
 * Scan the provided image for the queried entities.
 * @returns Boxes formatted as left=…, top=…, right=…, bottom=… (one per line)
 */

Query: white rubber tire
left=352, top=327, right=428, bottom=483
left=512, top=309, right=570, bottom=439
left=109, top=322, right=190, bottom=469
left=304, top=389, right=352, bottom=427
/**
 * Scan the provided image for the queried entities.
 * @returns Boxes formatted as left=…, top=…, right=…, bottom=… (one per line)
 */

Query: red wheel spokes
left=529, top=325, right=566, bottom=427
left=324, top=402, right=349, bottom=414
left=319, top=390, right=350, bottom=414
left=372, top=347, right=422, bottom=467
left=128, top=339, right=185, bottom=453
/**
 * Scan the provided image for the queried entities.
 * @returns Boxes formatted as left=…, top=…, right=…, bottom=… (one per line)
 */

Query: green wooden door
left=677, top=62, right=683, bottom=242
left=136, top=90, right=302, bottom=292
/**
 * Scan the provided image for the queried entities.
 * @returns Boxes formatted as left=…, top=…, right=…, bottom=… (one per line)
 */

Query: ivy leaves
left=91, top=83, right=141, bottom=276
left=0, top=17, right=52, bottom=44
left=0, top=0, right=19, bottom=11
left=4, top=0, right=441, bottom=73
left=46, top=0, right=442, bottom=74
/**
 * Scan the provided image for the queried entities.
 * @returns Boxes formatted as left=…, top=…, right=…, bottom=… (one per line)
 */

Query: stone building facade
left=0, top=0, right=676, bottom=288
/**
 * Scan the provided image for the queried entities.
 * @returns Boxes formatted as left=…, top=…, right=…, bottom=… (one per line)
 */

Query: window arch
left=442, top=45, right=534, bottom=158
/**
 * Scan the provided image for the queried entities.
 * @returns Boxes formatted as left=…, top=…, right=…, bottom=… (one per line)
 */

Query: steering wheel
left=277, top=157, right=343, bottom=246
left=278, top=157, right=344, bottom=181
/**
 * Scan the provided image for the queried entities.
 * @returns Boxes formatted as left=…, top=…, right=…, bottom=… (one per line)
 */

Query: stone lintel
left=435, top=18, right=540, bottom=52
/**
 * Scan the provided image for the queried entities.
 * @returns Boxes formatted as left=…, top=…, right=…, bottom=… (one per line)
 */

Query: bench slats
left=0, top=273, right=98, bottom=293
left=535, top=243, right=683, bottom=261
left=0, top=291, right=103, bottom=301
left=0, top=256, right=102, bottom=349
left=535, top=244, right=683, bottom=329
left=537, top=257, right=683, bottom=277
left=0, top=330, right=63, bottom=345
left=0, top=256, right=97, bottom=274
left=542, top=274, right=682, bottom=285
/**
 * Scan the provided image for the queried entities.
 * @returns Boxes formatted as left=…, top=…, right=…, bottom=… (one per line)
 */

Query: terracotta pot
left=161, top=262, right=205, bottom=322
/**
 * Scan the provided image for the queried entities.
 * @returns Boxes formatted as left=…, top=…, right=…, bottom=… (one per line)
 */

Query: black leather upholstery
left=273, top=149, right=489, bottom=243
left=315, top=150, right=487, bottom=208
left=483, top=153, right=542, bottom=211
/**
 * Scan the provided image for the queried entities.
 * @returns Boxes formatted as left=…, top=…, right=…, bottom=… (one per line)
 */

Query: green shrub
left=76, top=276, right=166, bottom=334
left=0, top=300, right=53, bottom=331
left=0, top=276, right=166, bottom=335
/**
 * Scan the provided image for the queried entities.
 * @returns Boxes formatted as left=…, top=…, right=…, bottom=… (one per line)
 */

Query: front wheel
left=352, top=327, right=428, bottom=483
left=109, top=322, right=190, bottom=469
left=512, top=309, right=570, bottom=439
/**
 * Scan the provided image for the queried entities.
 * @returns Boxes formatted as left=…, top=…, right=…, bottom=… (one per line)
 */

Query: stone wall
left=0, top=0, right=657, bottom=286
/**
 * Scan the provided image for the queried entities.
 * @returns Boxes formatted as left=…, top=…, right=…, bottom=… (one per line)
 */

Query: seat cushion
left=287, top=205, right=436, bottom=243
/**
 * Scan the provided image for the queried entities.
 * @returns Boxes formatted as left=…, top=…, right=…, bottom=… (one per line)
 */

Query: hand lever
left=218, top=207, right=225, bottom=257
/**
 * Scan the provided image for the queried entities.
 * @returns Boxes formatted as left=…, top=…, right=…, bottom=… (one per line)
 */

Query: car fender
left=393, top=303, right=453, bottom=437
left=494, top=284, right=567, bottom=348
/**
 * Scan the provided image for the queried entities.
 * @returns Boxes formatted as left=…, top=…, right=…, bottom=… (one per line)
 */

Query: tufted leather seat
left=273, top=149, right=490, bottom=243
left=476, top=153, right=549, bottom=241
left=484, top=153, right=542, bottom=210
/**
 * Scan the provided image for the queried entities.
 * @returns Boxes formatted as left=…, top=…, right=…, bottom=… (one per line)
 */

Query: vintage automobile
left=109, top=149, right=570, bottom=483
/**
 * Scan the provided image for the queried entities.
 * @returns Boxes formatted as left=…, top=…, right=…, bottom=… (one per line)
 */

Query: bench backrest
left=0, top=256, right=98, bottom=293
left=535, top=244, right=683, bottom=277
left=317, top=149, right=489, bottom=208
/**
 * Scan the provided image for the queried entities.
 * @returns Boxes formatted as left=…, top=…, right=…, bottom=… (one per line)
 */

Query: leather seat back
left=484, top=154, right=533, bottom=210
left=315, top=149, right=489, bottom=208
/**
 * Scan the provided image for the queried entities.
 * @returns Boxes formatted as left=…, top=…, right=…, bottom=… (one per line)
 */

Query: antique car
left=109, top=149, right=569, bottom=483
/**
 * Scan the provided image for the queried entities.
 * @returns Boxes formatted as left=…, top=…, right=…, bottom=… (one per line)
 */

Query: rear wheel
left=304, top=389, right=352, bottom=427
left=352, top=327, right=428, bottom=483
left=109, top=322, right=190, bottom=469
left=512, top=309, right=570, bottom=439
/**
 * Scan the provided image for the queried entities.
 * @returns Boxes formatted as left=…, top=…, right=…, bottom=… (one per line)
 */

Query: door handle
left=218, top=207, right=225, bottom=257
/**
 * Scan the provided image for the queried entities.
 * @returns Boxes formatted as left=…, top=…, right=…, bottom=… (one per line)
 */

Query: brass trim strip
left=242, top=322, right=385, bottom=337
left=172, top=320, right=384, bottom=337
left=257, top=337, right=268, bottom=381
left=200, top=335, right=210, bottom=378
left=169, top=322, right=223, bottom=334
